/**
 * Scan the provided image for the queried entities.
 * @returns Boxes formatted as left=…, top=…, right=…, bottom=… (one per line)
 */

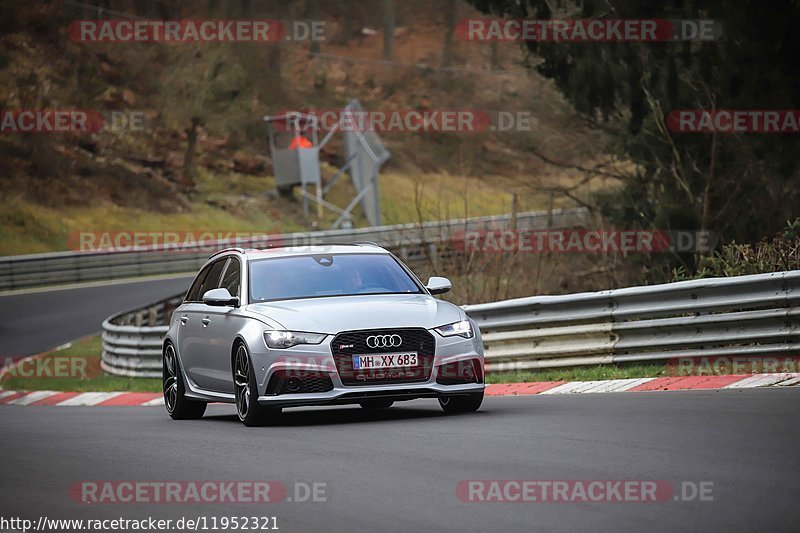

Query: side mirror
left=202, top=288, right=239, bottom=307
left=426, top=276, right=452, bottom=295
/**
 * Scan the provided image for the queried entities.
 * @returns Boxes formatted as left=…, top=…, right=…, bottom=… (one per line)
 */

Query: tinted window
left=191, top=258, right=228, bottom=302
left=219, top=257, right=241, bottom=297
left=185, top=264, right=212, bottom=302
left=249, top=253, right=422, bottom=302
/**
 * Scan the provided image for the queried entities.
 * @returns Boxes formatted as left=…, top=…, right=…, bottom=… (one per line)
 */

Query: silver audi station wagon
left=163, top=244, right=485, bottom=426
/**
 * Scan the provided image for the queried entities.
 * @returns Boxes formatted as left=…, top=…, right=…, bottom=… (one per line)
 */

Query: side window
left=190, top=259, right=228, bottom=302
left=185, top=264, right=212, bottom=302
left=219, top=257, right=241, bottom=298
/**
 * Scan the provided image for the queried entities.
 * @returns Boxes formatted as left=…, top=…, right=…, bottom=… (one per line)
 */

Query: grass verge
left=1, top=335, right=161, bottom=392
left=0, top=168, right=538, bottom=255
left=485, top=363, right=670, bottom=384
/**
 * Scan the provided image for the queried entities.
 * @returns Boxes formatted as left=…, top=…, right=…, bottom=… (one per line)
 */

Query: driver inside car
left=348, top=268, right=364, bottom=291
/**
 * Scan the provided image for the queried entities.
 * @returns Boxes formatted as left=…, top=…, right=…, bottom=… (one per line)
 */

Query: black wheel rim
left=235, top=345, right=250, bottom=420
left=163, top=345, right=178, bottom=412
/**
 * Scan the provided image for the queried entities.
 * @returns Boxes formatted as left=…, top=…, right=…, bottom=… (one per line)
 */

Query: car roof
left=210, top=244, right=390, bottom=261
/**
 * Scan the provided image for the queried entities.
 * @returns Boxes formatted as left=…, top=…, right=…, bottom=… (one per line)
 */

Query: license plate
left=352, top=352, right=418, bottom=370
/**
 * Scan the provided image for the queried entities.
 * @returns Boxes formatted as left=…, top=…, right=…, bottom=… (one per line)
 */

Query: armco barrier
left=101, top=270, right=800, bottom=378
left=0, top=208, right=587, bottom=291
left=463, top=270, right=800, bottom=372
left=101, top=295, right=182, bottom=378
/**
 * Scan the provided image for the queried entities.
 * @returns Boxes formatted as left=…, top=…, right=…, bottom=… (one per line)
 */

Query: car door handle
left=180, top=315, right=188, bottom=325
left=201, top=317, right=211, bottom=327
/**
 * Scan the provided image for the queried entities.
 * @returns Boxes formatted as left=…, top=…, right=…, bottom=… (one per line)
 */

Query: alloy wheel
left=163, top=344, right=178, bottom=412
left=234, top=345, right=251, bottom=420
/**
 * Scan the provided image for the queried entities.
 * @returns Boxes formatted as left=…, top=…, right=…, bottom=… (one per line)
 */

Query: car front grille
left=331, top=328, right=436, bottom=386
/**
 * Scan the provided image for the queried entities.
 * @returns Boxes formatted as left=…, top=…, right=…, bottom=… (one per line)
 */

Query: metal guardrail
left=101, top=269, right=800, bottom=378
left=101, top=295, right=182, bottom=378
left=0, top=208, right=587, bottom=291
left=463, top=270, right=800, bottom=372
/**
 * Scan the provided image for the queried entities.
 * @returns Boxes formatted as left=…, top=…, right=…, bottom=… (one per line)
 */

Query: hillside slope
left=0, top=0, right=613, bottom=255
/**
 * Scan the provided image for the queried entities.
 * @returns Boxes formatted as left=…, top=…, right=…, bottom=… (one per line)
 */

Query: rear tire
left=438, top=392, right=483, bottom=414
left=234, top=343, right=280, bottom=427
left=163, top=343, right=207, bottom=420
left=359, top=399, right=394, bottom=410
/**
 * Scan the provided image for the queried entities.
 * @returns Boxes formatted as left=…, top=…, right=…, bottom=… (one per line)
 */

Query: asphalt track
left=2, top=389, right=799, bottom=532
left=0, top=276, right=192, bottom=357
left=2, top=279, right=799, bottom=531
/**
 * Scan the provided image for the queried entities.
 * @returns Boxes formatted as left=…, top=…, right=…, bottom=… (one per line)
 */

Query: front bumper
left=256, top=382, right=484, bottom=408
left=252, top=327, right=485, bottom=408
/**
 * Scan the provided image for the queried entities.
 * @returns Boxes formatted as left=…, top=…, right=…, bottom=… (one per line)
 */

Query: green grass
left=0, top=195, right=297, bottom=256
left=1, top=336, right=161, bottom=392
left=377, top=171, right=515, bottom=225
left=306, top=168, right=520, bottom=229
left=486, top=363, right=670, bottom=384
left=0, top=169, right=520, bottom=256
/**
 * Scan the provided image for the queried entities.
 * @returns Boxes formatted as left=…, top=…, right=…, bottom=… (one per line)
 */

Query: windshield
left=248, top=253, right=423, bottom=302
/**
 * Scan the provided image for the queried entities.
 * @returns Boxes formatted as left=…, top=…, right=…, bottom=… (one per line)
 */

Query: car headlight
left=264, top=330, right=327, bottom=349
left=434, top=320, right=474, bottom=339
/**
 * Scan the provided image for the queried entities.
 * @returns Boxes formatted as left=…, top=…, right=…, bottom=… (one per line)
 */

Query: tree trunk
left=268, top=41, right=283, bottom=86
left=382, top=0, right=395, bottom=60
left=240, top=0, right=252, bottom=17
left=337, top=13, right=353, bottom=45
left=306, top=0, right=321, bottom=55
left=182, top=117, right=201, bottom=188
left=441, top=0, right=456, bottom=67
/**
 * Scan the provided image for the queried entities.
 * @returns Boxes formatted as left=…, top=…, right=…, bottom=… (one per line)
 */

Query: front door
left=177, top=257, right=228, bottom=390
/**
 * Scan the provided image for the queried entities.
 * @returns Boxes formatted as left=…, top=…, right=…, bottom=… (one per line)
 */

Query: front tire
left=234, top=343, right=280, bottom=427
left=163, top=343, right=207, bottom=420
left=438, top=392, right=483, bottom=414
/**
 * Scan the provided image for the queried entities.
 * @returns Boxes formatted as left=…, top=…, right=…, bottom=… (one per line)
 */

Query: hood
left=245, top=293, right=463, bottom=334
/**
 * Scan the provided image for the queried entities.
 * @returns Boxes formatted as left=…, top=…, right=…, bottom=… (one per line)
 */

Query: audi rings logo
left=366, top=334, right=402, bottom=349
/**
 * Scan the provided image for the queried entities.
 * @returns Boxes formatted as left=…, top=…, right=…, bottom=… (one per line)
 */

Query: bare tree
left=306, top=0, right=321, bottom=55
left=183, top=116, right=202, bottom=186
left=441, top=0, right=456, bottom=67
left=382, top=0, right=395, bottom=60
